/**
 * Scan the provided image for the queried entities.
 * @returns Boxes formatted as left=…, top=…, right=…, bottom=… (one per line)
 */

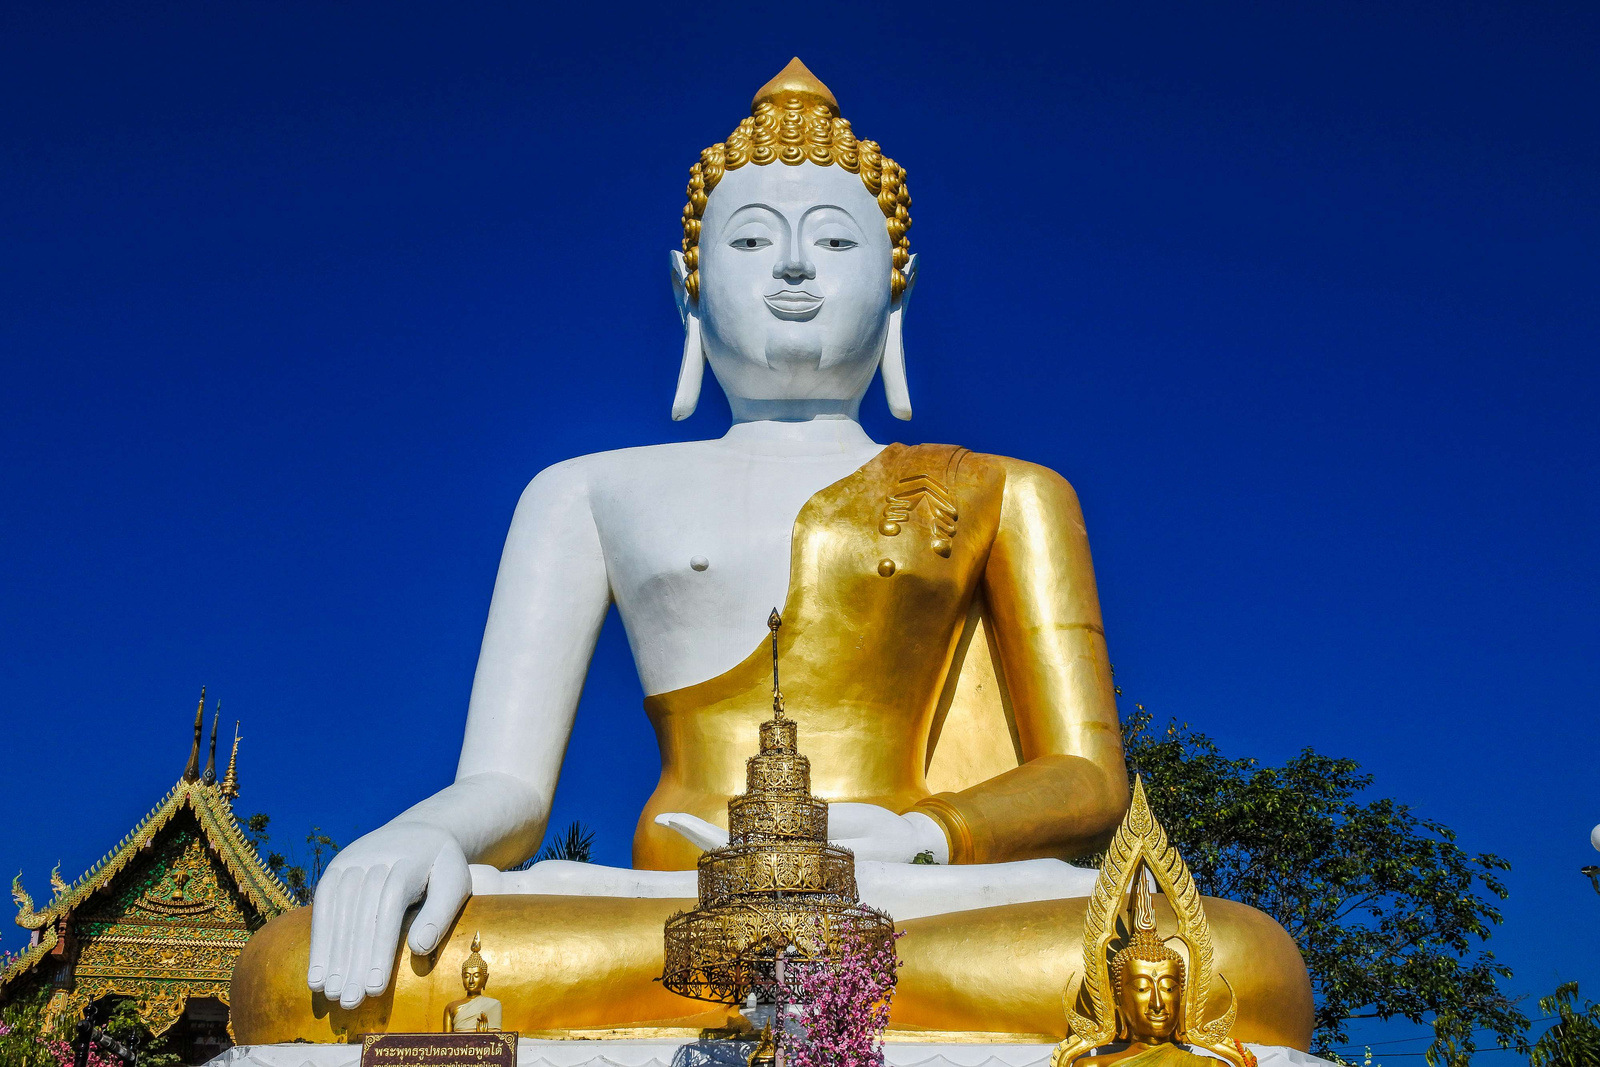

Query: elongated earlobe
left=672, top=312, right=705, bottom=421
left=881, top=305, right=912, bottom=420
left=668, top=249, right=704, bottom=421
left=881, top=253, right=918, bottom=421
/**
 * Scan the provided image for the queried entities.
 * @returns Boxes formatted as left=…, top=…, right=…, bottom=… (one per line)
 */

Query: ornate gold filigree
left=1051, top=776, right=1248, bottom=1067
left=680, top=58, right=912, bottom=302
left=12, top=873, right=37, bottom=925
left=662, top=611, right=896, bottom=1004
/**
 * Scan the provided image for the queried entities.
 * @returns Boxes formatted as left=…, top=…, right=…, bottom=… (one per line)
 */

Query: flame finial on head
left=1132, top=863, right=1159, bottom=943
left=752, top=57, right=838, bottom=113
left=462, top=931, right=487, bottom=980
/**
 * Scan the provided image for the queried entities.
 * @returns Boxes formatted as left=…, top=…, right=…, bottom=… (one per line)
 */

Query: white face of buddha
left=696, top=161, right=895, bottom=417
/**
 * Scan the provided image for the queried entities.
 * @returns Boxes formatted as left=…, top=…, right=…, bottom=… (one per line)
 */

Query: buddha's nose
left=773, top=249, right=815, bottom=282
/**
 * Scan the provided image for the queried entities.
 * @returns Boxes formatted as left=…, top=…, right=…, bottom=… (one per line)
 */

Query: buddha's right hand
left=306, top=822, right=471, bottom=1009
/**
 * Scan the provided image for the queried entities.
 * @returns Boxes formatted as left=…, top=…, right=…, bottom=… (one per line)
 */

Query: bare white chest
left=584, top=439, right=882, bottom=694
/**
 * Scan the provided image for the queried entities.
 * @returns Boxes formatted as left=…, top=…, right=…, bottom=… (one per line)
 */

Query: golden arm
left=913, top=457, right=1129, bottom=862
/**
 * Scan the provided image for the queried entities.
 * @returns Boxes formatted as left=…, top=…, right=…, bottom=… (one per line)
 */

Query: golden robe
left=1079, top=1044, right=1220, bottom=1067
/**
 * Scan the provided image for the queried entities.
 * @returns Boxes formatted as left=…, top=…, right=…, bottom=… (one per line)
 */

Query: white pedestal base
left=209, top=1038, right=1338, bottom=1067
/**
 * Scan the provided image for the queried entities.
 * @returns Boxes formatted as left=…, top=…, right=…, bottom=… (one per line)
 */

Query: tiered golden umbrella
left=662, top=611, right=896, bottom=1005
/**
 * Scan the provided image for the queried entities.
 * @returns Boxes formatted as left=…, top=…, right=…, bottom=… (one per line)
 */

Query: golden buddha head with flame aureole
left=1054, top=777, right=1259, bottom=1067
left=1108, top=879, right=1186, bottom=1046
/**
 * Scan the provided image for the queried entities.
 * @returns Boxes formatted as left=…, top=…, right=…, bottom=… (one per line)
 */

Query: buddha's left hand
left=655, top=802, right=950, bottom=863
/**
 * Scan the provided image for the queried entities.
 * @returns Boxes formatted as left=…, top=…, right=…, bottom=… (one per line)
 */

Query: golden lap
left=229, top=893, right=1312, bottom=1049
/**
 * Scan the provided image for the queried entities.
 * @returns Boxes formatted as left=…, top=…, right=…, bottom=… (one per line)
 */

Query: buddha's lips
left=764, top=290, right=824, bottom=320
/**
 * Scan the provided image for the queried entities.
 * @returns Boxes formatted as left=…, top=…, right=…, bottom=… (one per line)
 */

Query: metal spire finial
left=220, top=722, right=241, bottom=799
left=768, top=609, right=784, bottom=719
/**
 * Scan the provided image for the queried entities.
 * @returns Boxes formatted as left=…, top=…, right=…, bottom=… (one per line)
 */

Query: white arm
left=456, top=454, right=613, bottom=862
left=307, top=458, right=611, bottom=1009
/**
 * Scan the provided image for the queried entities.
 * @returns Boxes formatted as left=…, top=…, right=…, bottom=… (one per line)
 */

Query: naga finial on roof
left=183, top=686, right=206, bottom=782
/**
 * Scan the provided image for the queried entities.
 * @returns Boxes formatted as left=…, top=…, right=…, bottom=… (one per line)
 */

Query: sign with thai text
left=359, top=1032, right=518, bottom=1067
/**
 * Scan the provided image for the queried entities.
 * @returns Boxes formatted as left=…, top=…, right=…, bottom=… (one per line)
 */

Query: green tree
left=1117, top=705, right=1527, bottom=1066
left=241, top=814, right=341, bottom=906
left=1528, top=982, right=1600, bottom=1067
left=90, top=998, right=180, bottom=1067
left=511, top=822, right=596, bottom=870
left=0, top=985, right=59, bottom=1067
left=536, top=821, right=595, bottom=863
left=0, top=984, right=178, bottom=1067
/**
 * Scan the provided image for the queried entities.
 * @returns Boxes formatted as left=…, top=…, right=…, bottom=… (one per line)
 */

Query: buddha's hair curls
left=681, top=89, right=911, bottom=303
left=1109, top=937, right=1186, bottom=996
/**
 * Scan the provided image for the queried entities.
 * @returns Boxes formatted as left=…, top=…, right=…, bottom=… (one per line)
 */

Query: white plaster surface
left=209, top=1040, right=1340, bottom=1067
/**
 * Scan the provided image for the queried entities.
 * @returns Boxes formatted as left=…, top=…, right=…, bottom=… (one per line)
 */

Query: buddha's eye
left=730, top=235, right=772, bottom=250
left=815, top=237, right=856, bottom=250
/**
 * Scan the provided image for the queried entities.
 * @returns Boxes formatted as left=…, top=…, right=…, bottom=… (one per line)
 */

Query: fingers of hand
left=338, top=865, right=391, bottom=1009
left=408, top=839, right=471, bottom=957
left=306, top=867, right=342, bottom=989
left=903, top=810, right=950, bottom=863
left=828, top=802, right=912, bottom=845
left=836, top=835, right=899, bottom=861
left=321, top=867, right=365, bottom=999
left=826, top=802, right=882, bottom=840
left=654, top=812, right=728, bottom=850
left=365, top=863, right=419, bottom=996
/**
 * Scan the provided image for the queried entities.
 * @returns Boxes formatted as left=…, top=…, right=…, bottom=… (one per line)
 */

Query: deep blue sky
left=3, top=1, right=1596, bottom=1056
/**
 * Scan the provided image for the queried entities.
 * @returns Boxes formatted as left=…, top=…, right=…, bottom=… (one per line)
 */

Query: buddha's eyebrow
left=719, top=203, right=784, bottom=230
left=800, top=204, right=865, bottom=231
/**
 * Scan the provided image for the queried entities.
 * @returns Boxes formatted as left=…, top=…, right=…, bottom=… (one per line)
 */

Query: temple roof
left=3, top=692, right=296, bottom=996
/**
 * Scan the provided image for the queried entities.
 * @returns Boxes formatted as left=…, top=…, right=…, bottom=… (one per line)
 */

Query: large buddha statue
left=231, top=60, right=1312, bottom=1049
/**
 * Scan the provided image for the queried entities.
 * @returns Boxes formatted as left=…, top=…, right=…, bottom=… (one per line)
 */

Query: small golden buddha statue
left=443, top=933, right=502, bottom=1033
left=1075, top=880, right=1207, bottom=1067
left=1053, top=778, right=1260, bottom=1067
